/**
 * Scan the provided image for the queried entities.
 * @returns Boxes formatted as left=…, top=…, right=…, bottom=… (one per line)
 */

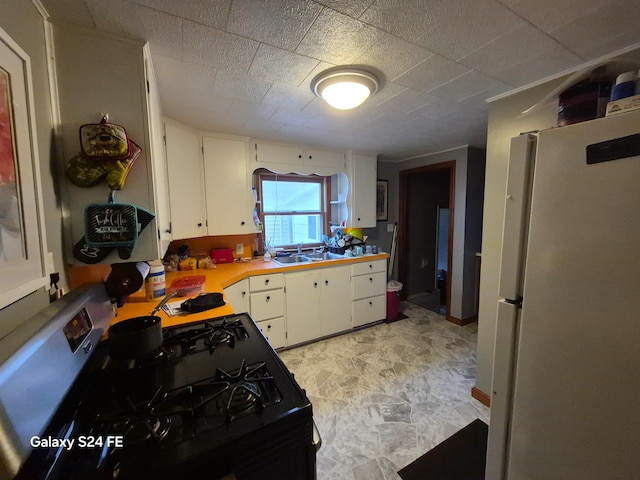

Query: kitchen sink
left=272, top=252, right=345, bottom=265
left=272, top=255, right=311, bottom=265
left=305, top=252, right=345, bottom=261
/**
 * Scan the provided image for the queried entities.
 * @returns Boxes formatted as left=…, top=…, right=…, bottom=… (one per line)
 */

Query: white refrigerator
left=485, top=111, right=640, bottom=479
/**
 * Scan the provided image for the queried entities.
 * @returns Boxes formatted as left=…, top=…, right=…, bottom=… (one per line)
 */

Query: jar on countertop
left=145, top=260, right=166, bottom=300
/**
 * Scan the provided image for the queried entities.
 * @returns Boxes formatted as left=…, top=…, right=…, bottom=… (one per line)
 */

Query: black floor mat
left=398, top=419, right=488, bottom=480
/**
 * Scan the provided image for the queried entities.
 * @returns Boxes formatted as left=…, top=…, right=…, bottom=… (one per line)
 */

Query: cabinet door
left=352, top=259, right=386, bottom=276
left=306, top=148, right=345, bottom=169
left=319, top=266, right=351, bottom=336
left=351, top=153, right=377, bottom=227
left=164, top=120, right=207, bottom=239
left=223, top=279, right=249, bottom=313
left=352, top=295, right=386, bottom=327
left=250, top=290, right=285, bottom=321
left=203, top=136, right=254, bottom=235
left=352, top=271, right=387, bottom=300
left=144, top=50, right=171, bottom=256
left=285, top=271, right=322, bottom=345
left=257, top=317, right=286, bottom=349
left=254, top=142, right=304, bottom=165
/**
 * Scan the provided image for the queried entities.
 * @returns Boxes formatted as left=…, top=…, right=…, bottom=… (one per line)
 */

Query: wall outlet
left=235, top=243, right=244, bottom=255
left=387, top=223, right=395, bottom=233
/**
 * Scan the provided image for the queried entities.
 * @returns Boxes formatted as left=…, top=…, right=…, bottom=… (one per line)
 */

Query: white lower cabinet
left=248, top=274, right=286, bottom=349
left=224, top=260, right=386, bottom=348
left=351, top=260, right=387, bottom=327
left=250, top=290, right=285, bottom=321
left=257, top=317, right=286, bottom=349
left=223, top=279, right=249, bottom=313
left=285, top=266, right=350, bottom=346
left=352, top=295, right=386, bottom=328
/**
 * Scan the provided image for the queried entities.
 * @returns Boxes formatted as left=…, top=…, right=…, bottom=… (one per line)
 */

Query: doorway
left=398, top=161, right=455, bottom=318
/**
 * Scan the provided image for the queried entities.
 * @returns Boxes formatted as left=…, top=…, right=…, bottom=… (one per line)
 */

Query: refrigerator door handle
left=498, top=134, right=536, bottom=301
left=486, top=300, right=521, bottom=480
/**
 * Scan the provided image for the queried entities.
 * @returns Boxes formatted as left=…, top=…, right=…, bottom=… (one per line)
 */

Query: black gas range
left=1, top=284, right=316, bottom=480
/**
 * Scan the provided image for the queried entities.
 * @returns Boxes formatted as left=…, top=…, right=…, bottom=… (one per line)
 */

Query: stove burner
left=162, top=318, right=249, bottom=356
left=96, top=387, right=178, bottom=446
left=113, top=415, right=173, bottom=445
left=153, top=360, right=281, bottom=423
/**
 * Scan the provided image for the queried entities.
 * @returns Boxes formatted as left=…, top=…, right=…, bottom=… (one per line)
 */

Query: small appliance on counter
left=211, top=248, right=234, bottom=264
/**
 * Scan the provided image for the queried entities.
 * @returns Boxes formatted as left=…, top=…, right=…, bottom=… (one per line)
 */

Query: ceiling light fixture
left=311, top=67, right=379, bottom=110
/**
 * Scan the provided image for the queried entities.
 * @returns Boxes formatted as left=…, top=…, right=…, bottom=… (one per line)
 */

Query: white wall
left=54, top=24, right=160, bottom=265
left=475, top=78, right=567, bottom=394
left=367, top=146, right=485, bottom=321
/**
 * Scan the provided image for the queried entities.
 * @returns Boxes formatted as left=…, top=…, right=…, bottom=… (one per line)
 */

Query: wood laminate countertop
left=113, top=253, right=389, bottom=328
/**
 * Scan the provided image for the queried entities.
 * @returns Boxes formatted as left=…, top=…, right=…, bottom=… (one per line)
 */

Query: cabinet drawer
left=250, top=290, right=284, bottom=321
left=352, top=271, right=386, bottom=300
left=352, top=295, right=386, bottom=327
left=351, top=259, right=386, bottom=276
left=249, top=273, right=284, bottom=292
left=257, top=316, right=286, bottom=349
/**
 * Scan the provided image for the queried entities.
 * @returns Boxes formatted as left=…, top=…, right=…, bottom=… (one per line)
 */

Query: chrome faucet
left=297, top=243, right=303, bottom=254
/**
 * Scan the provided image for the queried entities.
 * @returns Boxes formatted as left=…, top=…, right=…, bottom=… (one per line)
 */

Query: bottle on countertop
left=145, top=260, right=166, bottom=300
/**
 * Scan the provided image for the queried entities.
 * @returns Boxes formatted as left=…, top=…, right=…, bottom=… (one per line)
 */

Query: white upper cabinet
left=164, top=119, right=207, bottom=240
left=253, top=142, right=304, bottom=165
left=350, top=153, right=377, bottom=228
left=253, top=141, right=345, bottom=170
left=203, top=135, right=255, bottom=235
left=305, top=148, right=346, bottom=169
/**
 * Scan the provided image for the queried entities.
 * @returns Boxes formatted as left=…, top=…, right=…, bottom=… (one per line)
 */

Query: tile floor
left=278, top=301, right=490, bottom=480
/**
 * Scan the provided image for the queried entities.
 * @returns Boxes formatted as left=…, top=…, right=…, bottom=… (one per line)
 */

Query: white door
left=505, top=112, right=640, bottom=479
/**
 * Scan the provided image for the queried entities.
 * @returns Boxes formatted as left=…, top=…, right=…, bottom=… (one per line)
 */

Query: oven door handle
left=312, top=420, right=322, bottom=452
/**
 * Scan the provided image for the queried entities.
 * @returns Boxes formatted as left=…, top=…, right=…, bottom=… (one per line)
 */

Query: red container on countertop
left=167, top=275, right=206, bottom=297
left=211, top=248, right=234, bottom=264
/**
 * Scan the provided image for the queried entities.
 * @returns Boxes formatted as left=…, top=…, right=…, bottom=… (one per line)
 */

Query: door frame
left=398, top=161, right=456, bottom=320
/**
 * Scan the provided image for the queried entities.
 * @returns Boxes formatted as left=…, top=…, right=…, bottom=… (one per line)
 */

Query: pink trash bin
left=386, top=281, right=403, bottom=322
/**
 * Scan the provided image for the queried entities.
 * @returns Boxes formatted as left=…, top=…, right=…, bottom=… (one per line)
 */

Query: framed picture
left=376, top=179, right=388, bottom=221
left=0, top=27, right=48, bottom=309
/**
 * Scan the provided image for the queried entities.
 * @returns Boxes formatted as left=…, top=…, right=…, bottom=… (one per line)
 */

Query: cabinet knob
left=357, top=217, right=361, bottom=221
left=369, top=301, right=372, bottom=306
left=369, top=277, right=373, bottom=282
left=197, top=222, right=202, bottom=227
left=267, top=324, right=271, bottom=330
left=325, top=280, right=329, bottom=286
left=241, top=221, right=245, bottom=226
left=308, top=155, right=312, bottom=159
left=266, top=296, right=270, bottom=302
left=369, top=264, right=372, bottom=269
left=298, top=154, right=302, bottom=159
left=314, top=282, right=318, bottom=288
left=241, top=291, right=246, bottom=297
left=265, top=279, right=269, bottom=284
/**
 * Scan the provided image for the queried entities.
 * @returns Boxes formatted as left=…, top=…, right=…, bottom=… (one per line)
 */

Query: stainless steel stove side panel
left=0, top=284, right=113, bottom=479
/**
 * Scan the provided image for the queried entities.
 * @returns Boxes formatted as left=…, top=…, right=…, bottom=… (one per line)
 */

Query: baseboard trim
left=472, top=386, right=491, bottom=407
left=446, top=314, right=477, bottom=326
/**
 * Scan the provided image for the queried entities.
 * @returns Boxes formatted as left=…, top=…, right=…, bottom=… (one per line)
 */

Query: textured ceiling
left=41, top=0, right=640, bottom=161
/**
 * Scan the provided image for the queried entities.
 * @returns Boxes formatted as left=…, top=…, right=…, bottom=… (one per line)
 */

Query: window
left=256, top=170, right=329, bottom=249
